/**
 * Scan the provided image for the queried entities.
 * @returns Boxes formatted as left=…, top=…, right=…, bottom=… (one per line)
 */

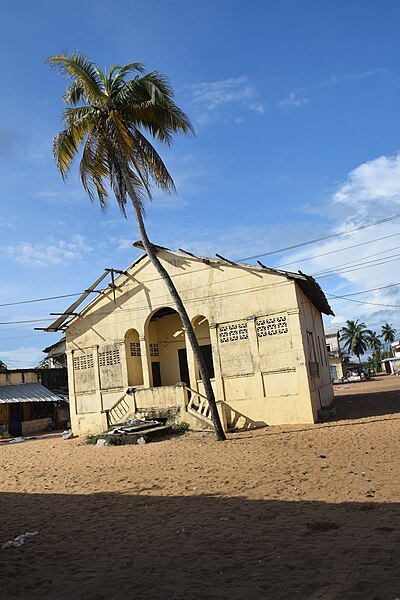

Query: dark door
left=178, top=348, right=190, bottom=385
left=151, top=362, right=162, bottom=387
left=9, top=403, right=22, bottom=437
left=200, top=344, right=215, bottom=378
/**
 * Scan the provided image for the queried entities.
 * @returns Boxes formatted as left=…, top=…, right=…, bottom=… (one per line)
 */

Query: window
left=219, top=322, right=248, bottom=343
left=99, top=348, right=120, bottom=367
left=73, top=354, right=94, bottom=370
left=130, top=342, right=141, bottom=357
left=150, top=343, right=159, bottom=357
left=256, top=315, right=288, bottom=337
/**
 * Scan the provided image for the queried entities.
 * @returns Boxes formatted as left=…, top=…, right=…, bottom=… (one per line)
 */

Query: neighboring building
left=43, top=337, right=67, bottom=368
left=325, top=329, right=345, bottom=382
left=0, top=369, right=69, bottom=438
left=382, top=340, right=400, bottom=374
left=44, top=247, right=335, bottom=436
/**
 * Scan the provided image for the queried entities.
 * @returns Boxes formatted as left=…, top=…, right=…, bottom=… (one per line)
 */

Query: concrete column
left=184, top=329, right=197, bottom=390
left=92, top=345, right=103, bottom=415
left=209, top=324, right=225, bottom=402
left=66, top=350, right=77, bottom=422
left=118, top=340, right=129, bottom=388
left=139, top=335, right=151, bottom=388
left=247, top=317, right=265, bottom=400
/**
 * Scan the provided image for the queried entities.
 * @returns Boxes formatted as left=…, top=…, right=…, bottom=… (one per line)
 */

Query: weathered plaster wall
left=65, top=252, right=332, bottom=435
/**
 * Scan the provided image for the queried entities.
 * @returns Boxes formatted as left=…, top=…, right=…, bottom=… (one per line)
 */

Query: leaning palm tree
left=381, top=323, right=396, bottom=356
left=47, top=52, right=226, bottom=441
left=340, top=319, right=369, bottom=364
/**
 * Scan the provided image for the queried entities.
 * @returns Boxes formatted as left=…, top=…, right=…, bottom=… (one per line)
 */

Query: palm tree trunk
left=122, top=171, right=226, bottom=441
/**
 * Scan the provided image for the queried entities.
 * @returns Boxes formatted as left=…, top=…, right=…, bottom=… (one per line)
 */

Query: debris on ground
left=1, top=531, right=39, bottom=549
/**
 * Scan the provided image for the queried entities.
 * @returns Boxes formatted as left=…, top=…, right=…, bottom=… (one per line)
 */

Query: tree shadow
left=1, top=491, right=399, bottom=599
left=334, top=386, right=400, bottom=421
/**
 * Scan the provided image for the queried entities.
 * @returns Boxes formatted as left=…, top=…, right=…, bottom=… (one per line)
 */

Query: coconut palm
left=381, top=323, right=396, bottom=356
left=340, top=319, right=369, bottom=363
left=47, top=52, right=226, bottom=440
left=366, top=330, right=381, bottom=351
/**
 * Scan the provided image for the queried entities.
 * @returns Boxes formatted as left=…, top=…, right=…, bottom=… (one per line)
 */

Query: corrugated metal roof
left=0, top=383, right=62, bottom=404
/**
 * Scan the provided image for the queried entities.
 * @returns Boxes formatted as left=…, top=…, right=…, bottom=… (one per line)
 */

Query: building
left=382, top=340, right=400, bottom=374
left=0, top=369, right=69, bottom=437
left=43, top=246, right=335, bottom=436
left=325, top=329, right=345, bottom=382
left=43, top=338, right=67, bottom=368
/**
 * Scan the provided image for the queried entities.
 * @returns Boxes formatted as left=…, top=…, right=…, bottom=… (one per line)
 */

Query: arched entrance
left=125, top=328, right=144, bottom=386
left=192, top=315, right=215, bottom=380
left=146, top=307, right=189, bottom=387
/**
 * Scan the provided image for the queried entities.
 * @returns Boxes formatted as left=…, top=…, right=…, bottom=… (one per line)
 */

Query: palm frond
left=47, top=52, right=106, bottom=105
left=79, top=130, right=110, bottom=211
left=53, top=116, right=93, bottom=178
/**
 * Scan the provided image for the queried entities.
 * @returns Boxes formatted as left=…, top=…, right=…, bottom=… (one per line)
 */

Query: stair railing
left=181, top=383, right=212, bottom=421
left=101, top=392, right=131, bottom=429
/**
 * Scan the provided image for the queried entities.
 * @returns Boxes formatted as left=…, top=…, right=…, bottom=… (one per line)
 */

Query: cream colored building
left=44, top=247, right=334, bottom=435
left=325, top=329, right=345, bottom=382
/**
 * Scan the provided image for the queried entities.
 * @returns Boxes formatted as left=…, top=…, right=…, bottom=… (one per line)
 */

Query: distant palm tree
left=47, top=52, right=226, bottom=440
left=340, top=319, right=369, bottom=364
left=366, top=330, right=381, bottom=351
left=381, top=323, right=396, bottom=356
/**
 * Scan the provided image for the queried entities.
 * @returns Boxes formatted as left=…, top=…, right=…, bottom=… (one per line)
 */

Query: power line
left=0, top=319, right=53, bottom=326
left=314, top=251, right=400, bottom=277
left=1, top=224, right=400, bottom=310
left=327, top=292, right=400, bottom=309
left=275, top=231, right=400, bottom=268
left=306, top=243, right=400, bottom=276
left=237, top=212, right=400, bottom=261
left=334, top=282, right=400, bottom=297
left=0, top=292, right=81, bottom=308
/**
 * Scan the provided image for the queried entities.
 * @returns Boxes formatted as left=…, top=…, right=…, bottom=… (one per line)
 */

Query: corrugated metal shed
left=0, top=383, right=62, bottom=404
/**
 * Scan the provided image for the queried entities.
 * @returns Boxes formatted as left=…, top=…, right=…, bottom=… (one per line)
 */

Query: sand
left=1, top=374, right=400, bottom=599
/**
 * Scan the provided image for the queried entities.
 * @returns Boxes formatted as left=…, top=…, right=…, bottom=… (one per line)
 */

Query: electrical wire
left=0, top=292, right=81, bottom=308
left=309, top=243, right=400, bottom=276
left=237, top=211, right=400, bottom=261
left=275, top=231, right=400, bottom=268
left=327, top=292, right=400, bottom=309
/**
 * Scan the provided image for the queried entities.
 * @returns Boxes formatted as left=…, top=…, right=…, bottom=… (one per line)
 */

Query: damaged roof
left=43, top=244, right=334, bottom=332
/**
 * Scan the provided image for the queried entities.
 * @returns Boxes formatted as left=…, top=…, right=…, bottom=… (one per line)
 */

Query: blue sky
left=1, top=0, right=400, bottom=367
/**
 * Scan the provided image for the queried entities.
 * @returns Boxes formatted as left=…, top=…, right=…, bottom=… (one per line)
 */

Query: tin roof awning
left=0, top=383, right=63, bottom=404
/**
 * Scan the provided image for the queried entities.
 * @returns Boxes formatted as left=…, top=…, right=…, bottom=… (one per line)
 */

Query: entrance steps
left=102, top=383, right=215, bottom=433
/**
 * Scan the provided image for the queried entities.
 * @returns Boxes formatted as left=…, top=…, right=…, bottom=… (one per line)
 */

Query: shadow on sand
left=334, top=384, right=400, bottom=422
left=1, top=491, right=399, bottom=599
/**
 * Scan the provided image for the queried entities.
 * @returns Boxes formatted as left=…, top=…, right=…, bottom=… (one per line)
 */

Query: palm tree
left=381, top=323, right=396, bottom=356
left=340, top=319, right=369, bottom=364
left=47, top=52, right=226, bottom=441
left=366, top=330, right=381, bottom=351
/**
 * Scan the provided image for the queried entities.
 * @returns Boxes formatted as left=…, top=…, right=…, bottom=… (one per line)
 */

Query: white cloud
left=5, top=234, right=93, bottom=268
left=188, top=76, right=266, bottom=126
left=333, top=154, right=400, bottom=207
left=278, top=69, right=388, bottom=112
left=0, top=346, right=45, bottom=369
left=278, top=91, right=310, bottom=110
left=285, top=152, right=400, bottom=331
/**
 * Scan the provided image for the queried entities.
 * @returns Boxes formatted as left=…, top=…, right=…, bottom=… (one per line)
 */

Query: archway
left=125, top=328, right=144, bottom=386
left=192, top=315, right=215, bottom=379
left=146, top=307, right=189, bottom=387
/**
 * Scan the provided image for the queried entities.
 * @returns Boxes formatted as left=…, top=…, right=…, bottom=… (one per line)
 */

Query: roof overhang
left=0, top=383, right=63, bottom=404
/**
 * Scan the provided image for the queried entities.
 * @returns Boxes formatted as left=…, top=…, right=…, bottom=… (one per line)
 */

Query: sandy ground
left=1, top=375, right=400, bottom=599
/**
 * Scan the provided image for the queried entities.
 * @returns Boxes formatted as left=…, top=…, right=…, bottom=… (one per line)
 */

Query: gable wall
left=66, top=253, right=326, bottom=432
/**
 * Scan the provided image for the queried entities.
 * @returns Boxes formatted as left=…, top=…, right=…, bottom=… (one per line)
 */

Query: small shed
left=0, top=370, right=69, bottom=437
